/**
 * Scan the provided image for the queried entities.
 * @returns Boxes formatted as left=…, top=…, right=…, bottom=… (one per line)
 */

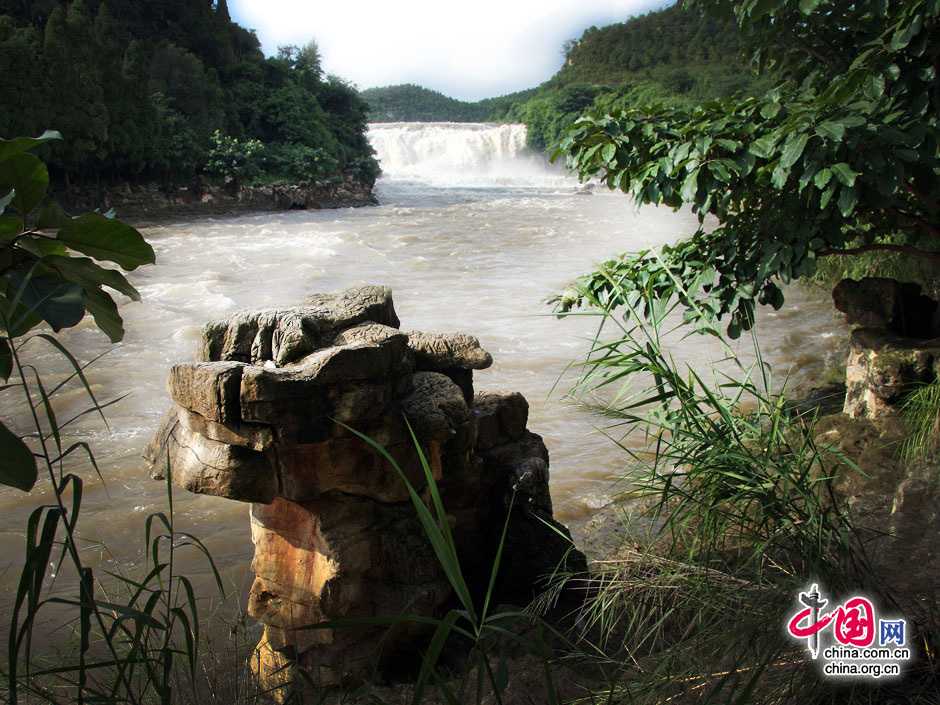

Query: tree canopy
left=555, top=0, right=940, bottom=338
left=0, top=1, right=377, bottom=186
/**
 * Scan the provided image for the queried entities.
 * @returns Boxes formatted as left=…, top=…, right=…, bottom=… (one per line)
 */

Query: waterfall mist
left=367, top=122, right=572, bottom=187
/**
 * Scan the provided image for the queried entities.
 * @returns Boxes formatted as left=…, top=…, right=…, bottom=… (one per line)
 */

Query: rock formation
left=833, top=277, right=940, bottom=418
left=144, top=285, right=586, bottom=696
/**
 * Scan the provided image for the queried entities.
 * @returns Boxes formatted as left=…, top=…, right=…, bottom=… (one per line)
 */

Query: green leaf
left=831, top=162, right=859, bottom=186
left=760, top=101, right=781, bottom=119
left=0, top=337, right=10, bottom=381
left=680, top=168, right=699, bottom=202
left=7, top=271, right=86, bottom=332
left=798, top=0, right=824, bottom=13
left=815, top=122, right=845, bottom=142
left=44, top=256, right=141, bottom=301
left=779, top=134, right=809, bottom=169
left=0, top=131, right=62, bottom=163
left=865, top=73, right=885, bottom=100
left=57, top=214, right=155, bottom=271
left=601, top=143, right=616, bottom=164
left=35, top=200, right=71, bottom=230
left=771, top=163, right=790, bottom=189
left=748, top=134, right=778, bottom=158
left=83, top=287, right=124, bottom=343
left=837, top=186, right=858, bottom=216
left=15, top=234, right=68, bottom=258
left=0, top=420, right=37, bottom=492
left=813, top=168, right=833, bottom=189
left=0, top=153, right=49, bottom=217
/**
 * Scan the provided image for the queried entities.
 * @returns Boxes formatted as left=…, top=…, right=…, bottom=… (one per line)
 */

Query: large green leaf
left=0, top=131, right=62, bottom=163
left=748, top=134, right=778, bottom=158
left=44, top=255, right=141, bottom=301
left=57, top=214, right=156, bottom=271
left=0, top=420, right=37, bottom=492
left=815, top=121, right=845, bottom=142
left=15, top=234, right=68, bottom=258
left=680, top=168, right=699, bottom=202
left=779, top=133, right=809, bottom=169
left=831, top=162, right=859, bottom=187
left=7, top=271, right=86, bottom=332
left=0, top=153, right=49, bottom=217
left=35, top=200, right=71, bottom=230
left=0, top=290, right=42, bottom=337
left=82, top=287, right=124, bottom=343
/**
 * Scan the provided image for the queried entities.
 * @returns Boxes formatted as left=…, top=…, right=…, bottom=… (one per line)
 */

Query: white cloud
left=230, top=0, right=666, bottom=100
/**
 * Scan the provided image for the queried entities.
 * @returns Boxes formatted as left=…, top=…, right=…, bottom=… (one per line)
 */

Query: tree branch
left=817, top=243, right=940, bottom=262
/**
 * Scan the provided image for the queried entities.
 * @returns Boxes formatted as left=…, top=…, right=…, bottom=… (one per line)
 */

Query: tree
left=555, top=0, right=939, bottom=338
left=43, top=3, right=110, bottom=180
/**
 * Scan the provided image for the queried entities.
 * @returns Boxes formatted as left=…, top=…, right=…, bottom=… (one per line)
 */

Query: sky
left=229, top=0, right=667, bottom=101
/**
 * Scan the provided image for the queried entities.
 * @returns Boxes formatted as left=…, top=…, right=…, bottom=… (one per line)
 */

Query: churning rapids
left=1, top=122, right=848, bottom=602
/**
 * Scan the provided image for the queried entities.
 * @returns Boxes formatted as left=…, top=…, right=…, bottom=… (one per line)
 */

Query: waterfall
left=367, top=122, right=568, bottom=187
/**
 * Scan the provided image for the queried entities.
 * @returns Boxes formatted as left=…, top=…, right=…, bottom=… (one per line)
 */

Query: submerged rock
left=144, top=285, right=586, bottom=698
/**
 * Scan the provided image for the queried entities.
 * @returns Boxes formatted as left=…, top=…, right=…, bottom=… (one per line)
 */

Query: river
left=0, top=122, right=848, bottom=612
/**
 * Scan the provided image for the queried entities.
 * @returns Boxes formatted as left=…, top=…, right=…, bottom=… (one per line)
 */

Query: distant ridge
left=360, top=84, right=491, bottom=122
left=361, top=4, right=763, bottom=150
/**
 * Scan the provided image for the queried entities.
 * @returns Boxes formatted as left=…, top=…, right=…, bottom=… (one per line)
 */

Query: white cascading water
left=367, top=122, right=570, bottom=187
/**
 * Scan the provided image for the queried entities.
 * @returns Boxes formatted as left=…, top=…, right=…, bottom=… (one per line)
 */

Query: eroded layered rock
left=833, top=278, right=940, bottom=419
left=843, top=328, right=940, bottom=418
left=144, top=286, right=586, bottom=698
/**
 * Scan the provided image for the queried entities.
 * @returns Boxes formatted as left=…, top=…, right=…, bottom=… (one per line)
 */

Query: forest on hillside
left=0, top=0, right=378, bottom=188
left=360, top=84, right=491, bottom=123
left=361, top=4, right=768, bottom=151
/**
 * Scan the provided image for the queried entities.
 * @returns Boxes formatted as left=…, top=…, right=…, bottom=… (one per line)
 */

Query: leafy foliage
left=0, top=1, right=377, bottom=187
left=0, top=132, right=153, bottom=490
left=0, top=133, right=224, bottom=705
left=205, top=130, right=265, bottom=183
left=555, top=0, right=940, bottom=338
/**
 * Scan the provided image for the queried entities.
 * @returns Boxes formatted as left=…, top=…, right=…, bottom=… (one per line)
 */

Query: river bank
left=56, top=173, right=378, bottom=221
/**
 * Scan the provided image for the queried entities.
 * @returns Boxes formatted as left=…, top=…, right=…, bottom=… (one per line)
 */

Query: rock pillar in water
left=144, top=286, right=586, bottom=694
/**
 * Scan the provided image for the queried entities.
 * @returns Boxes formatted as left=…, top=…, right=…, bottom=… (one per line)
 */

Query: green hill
left=359, top=3, right=765, bottom=152
left=498, top=3, right=766, bottom=150
left=360, top=84, right=491, bottom=122
left=548, top=3, right=749, bottom=91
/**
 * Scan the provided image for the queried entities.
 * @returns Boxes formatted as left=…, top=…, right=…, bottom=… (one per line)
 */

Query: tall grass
left=900, top=379, right=940, bottom=463
left=2, top=330, right=224, bottom=704
left=547, top=261, right=940, bottom=703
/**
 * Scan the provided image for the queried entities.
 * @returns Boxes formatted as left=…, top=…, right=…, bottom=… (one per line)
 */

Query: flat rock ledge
left=144, top=285, right=586, bottom=697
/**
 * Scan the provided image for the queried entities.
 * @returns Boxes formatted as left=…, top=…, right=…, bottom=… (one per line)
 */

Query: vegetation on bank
left=555, top=0, right=940, bottom=338
left=0, top=0, right=378, bottom=189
